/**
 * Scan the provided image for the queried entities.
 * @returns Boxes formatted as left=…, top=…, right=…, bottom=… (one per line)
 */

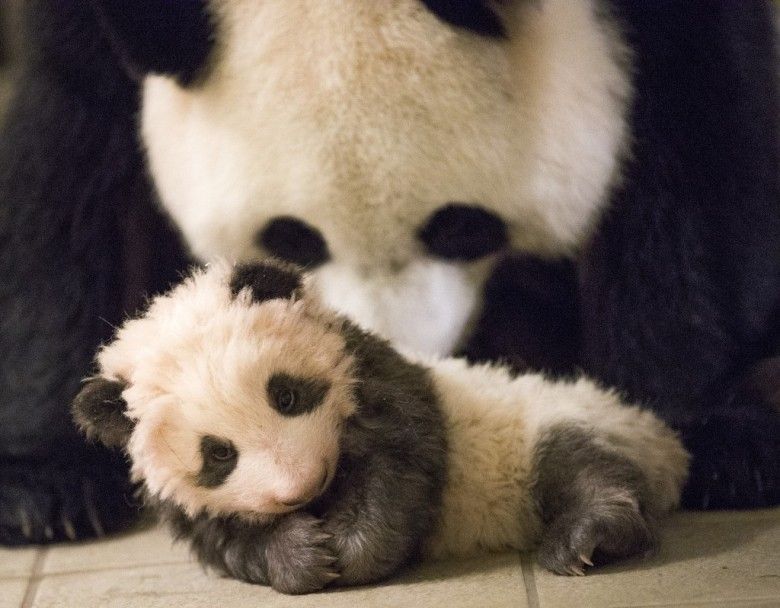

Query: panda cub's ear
left=229, top=260, right=304, bottom=304
left=89, top=0, right=215, bottom=85
left=72, top=377, right=134, bottom=449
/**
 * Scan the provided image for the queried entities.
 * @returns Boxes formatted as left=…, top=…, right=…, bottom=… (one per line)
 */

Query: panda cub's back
left=418, top=356, right=688, bottom=559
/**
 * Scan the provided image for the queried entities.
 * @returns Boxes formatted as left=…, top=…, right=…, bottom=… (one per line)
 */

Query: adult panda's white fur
left=73, top=261, right=688, bottom=593
left=141, top=0, right=630, bottom=355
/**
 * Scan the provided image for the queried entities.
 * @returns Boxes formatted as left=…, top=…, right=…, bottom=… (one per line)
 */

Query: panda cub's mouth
left=278, top=465, right=332, bottom=509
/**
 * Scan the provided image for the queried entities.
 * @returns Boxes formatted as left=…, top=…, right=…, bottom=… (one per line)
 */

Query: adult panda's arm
left=579, top=0, right=780, bottom=509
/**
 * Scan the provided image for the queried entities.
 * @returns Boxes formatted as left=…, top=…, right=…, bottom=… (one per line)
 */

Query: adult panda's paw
left=678, top=405, right=779, bottom=510
left=0, top=452, right=138, bottom=546
left=536, top=498, right=656, bottom=576
left=265, top=513, right=339, bottom=594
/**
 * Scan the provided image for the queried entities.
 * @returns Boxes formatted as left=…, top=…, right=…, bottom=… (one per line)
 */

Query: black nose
left=417, top=203, right=509, bottom=261
left=256, top=216, right=330, bottom=268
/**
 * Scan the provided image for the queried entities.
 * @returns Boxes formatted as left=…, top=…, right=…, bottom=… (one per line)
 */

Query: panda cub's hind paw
left=532, top=424, right=662, bottom=575
left=537, top=497, right=656, bottom=576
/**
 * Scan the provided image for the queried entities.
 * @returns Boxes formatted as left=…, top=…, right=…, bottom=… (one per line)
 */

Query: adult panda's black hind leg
left=532, top=425, right=659, bottom=575
left=0, top=448, right=136, bottom=545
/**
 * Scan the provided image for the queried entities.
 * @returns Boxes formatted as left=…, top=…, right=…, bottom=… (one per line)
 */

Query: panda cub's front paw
left=265, top=513, right=340, bottom=594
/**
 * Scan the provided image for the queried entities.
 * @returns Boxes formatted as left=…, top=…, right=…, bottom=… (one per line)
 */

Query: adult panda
left=90, top=0, right=779, bottom=511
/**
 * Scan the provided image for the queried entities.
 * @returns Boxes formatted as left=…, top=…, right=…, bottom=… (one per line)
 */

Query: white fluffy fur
left=95, top=263, right=688, bottom=559
left=140, top=0, right=631, bottom=356
left=96, top=263, right=357, bottom=518
left=416, top=357, right=689, bottom=558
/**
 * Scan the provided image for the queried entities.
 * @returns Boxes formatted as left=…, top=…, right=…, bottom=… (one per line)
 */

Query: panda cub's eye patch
left=267, top=373, right=331, bottom=417
left=197, top=436, right=238, bottom=488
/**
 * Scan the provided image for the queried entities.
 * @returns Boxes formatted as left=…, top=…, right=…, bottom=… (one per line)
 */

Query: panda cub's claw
left=264, top=513, right=340, bottom=594
left=532, top=424, right=660, bottom=575
left=536, top=502, right=655, bottom=576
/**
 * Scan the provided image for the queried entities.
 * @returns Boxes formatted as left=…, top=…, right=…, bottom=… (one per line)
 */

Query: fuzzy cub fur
left=73, top=260, right=688, bottom=594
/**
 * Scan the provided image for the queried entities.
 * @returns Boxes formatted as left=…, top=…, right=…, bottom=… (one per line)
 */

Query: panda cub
left=72, top=260, right=688, bottom=595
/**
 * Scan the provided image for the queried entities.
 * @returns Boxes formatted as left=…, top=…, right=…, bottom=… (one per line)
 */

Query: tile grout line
left=19, top=548, right=47, bottom=608
left=520, top=554, right=541, bottom=608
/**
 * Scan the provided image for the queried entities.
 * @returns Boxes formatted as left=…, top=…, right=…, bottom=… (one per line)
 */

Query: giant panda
left=88, top=0, right=779, bottom=512
left=72, top=259, right=688, bottom=594
left=1, top=0, right=776, bottom=550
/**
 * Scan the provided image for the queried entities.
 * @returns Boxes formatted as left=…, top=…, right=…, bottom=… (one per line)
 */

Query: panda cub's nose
left=277, top=466, right=330, bottom=508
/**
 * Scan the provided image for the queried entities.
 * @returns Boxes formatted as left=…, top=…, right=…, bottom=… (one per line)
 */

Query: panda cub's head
left=73, top=260, right=356, bottom=520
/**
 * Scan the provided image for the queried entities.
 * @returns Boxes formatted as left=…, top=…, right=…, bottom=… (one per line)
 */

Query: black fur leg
left=161, top=505, right=338, bottom=595
left=0, top=449, right=137, bottom=546
left=676, top=405, right=779, bottom=510
left=532, top=425, right=658, bottom=575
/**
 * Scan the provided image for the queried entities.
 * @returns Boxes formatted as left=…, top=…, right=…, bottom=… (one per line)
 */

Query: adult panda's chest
left=141, top=0, right=631, bottom=355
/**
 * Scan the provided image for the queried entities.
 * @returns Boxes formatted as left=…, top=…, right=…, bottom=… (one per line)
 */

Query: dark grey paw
left=265, top=513, right=339, bottom=594
left=537, top=498, right=656, bottom=576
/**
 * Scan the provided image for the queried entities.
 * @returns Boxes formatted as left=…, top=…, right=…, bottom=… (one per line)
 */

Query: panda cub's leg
left=531, top=424, right=657, bottom=575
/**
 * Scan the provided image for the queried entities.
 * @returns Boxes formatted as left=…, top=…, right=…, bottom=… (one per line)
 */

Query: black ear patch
left=256, top=217, right=330, bottom=268
left=89, top=0, right=215, bottom=85
left=418, top=203, right=509, bottom=261
left=229, top=261, right=303, bottom=304
left=72, top=377, right=134, bottom=449
left=419, top=0, right=506, bottom=37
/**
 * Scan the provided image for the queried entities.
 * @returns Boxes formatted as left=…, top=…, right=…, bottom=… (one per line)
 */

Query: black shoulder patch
left=229, top=261, right=303, bottom=304
left=256, top=217, right=330, bottom=268
left=417, top=203, right=509, bottom=261
left=72, top=377, right=134, bottom=449
left=267, top=373, right=330, bottom=417
left=89, top=0, right=215, bottom=86
left=419, top=0, right=505, bottom=37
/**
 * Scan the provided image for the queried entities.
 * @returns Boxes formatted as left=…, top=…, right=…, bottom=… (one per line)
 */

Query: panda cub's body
left=74, top=261, right=687, bottom=594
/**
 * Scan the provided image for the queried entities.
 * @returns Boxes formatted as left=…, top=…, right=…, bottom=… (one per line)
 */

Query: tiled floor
left=1, top=509, right=778, bottom=608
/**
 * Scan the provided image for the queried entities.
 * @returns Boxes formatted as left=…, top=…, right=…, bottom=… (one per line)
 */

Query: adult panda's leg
left=579, top=1, right=779, bottom=509
left=0, top=2, right=188, bottom=544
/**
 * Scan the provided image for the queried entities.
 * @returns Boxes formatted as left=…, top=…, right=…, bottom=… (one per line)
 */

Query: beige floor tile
left=532, top=510, right=780, bottom=608
left=31, top=552, right=525, bottom=608
left=0, top=578, right=29, bottom=608
left=0, top=546, right=38, bottom=579
left=43, top=524, right=190, bottom=575
left=637, top=602, right=780, bottom=608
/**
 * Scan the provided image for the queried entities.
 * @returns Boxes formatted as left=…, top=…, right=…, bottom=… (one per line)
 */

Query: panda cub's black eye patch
left=418, top=203, right=509, bottom=261
left=267, top=373, right=331, bottom=417
left=256, top=217, right=330, bottom=268
left=197, top=436, right=238, bottom=488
